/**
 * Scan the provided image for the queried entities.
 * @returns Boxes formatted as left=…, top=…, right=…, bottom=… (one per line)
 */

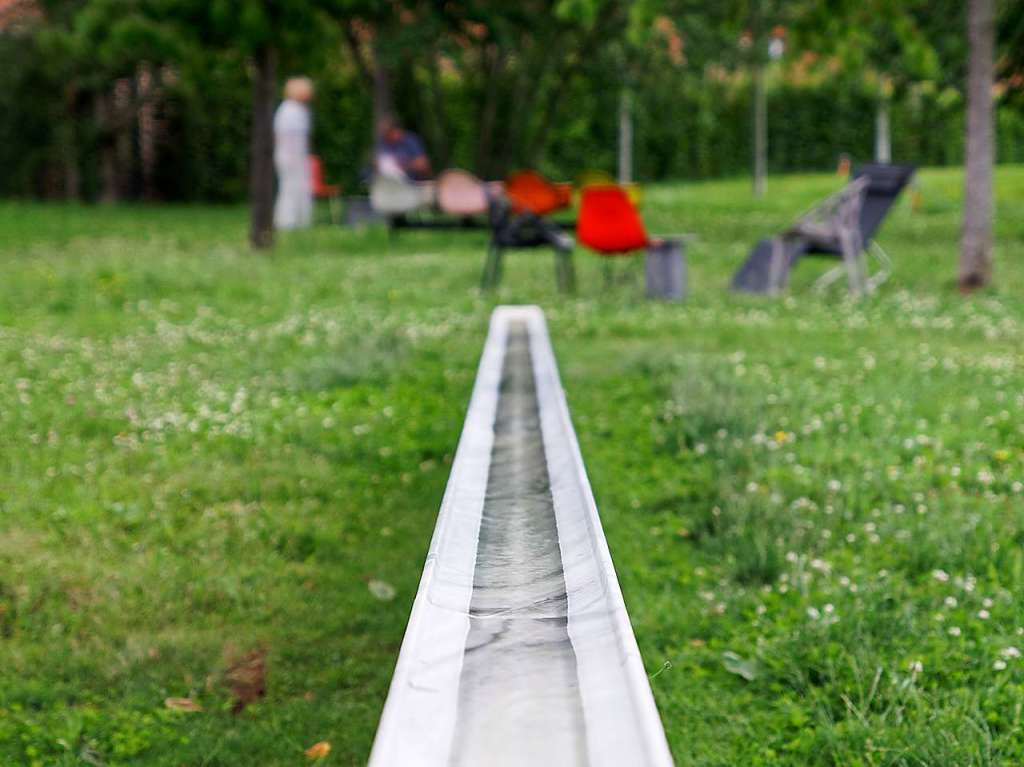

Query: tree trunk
left=499, top=35, right=554, bottom=172
left=96, top=92, right=118, bottom=204
left=59, top=83, right=81, bottom=200
left=617, top=87, right=633, bottom=184
left=752, top=62, right=766, bottom=198
left=475, top=44, right=506, bottom=178
left=526, top=3, right=619, bottom=166
left=249, top=44, right=277, bottom=250
left=525, top=50, right=583, bottom=166
left=346, top=29, right=395, bottom=151
left=426, top=51, right=451, bottom=169
left=373, top=54, right=394, bottom=129
left=874, top=97, right=891, bottom=164
left=960, top=0, right=995, bottom=291
left=114, top=78, right=134, bottom=199
left=137, top=64, right=158, bottom=201
left=64, top=138, right=81, bottom=200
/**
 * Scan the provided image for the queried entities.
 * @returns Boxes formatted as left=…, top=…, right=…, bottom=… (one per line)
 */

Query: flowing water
left=450, top=322, right=587, bottom=766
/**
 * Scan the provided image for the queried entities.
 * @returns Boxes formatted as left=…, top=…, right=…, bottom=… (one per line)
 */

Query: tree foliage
left=1, top=0, right=1023, bottom=207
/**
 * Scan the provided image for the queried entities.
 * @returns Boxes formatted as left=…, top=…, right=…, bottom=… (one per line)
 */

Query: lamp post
left=618, top=87, right=633, bottom=185
left=617, top=45, right=635, bottom=186
left=750, top=25, right=785, bottom=198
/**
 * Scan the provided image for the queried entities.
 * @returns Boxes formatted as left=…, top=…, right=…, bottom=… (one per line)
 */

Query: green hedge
left=1, top=35, right=1022, bottom=201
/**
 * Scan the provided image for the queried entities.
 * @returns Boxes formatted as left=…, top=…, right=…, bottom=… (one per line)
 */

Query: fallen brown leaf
left=164, top=697, right=203, bottom=712
left=304, top=741, right=331, bottom=760
left=224, top=646, right=267, bottom=714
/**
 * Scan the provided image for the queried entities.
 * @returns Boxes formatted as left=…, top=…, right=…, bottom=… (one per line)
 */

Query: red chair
left=576, top=185, right=652, bottom=286
left=309, top=155, right=341, bottom=224
left=504, top=170, right=573, bottom=217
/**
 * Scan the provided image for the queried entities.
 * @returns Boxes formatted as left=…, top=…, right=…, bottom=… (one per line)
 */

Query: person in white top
left=273, top=77, right=314, bottom=230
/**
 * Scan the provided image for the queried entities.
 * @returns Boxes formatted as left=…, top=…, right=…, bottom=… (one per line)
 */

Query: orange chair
left=504, top=170, right=572, bottom=217
left=577, top=185, right=651, bottom=286
left=309, top=155, right=341, bottom=223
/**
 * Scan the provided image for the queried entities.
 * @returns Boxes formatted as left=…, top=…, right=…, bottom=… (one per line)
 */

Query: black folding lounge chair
left=481, top=199, right=576, bottom=293
left=731, top=163, right=915, bottom=295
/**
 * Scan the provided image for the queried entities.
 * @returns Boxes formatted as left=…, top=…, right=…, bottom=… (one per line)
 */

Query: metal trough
left=369, top=306, right=673, bottom=767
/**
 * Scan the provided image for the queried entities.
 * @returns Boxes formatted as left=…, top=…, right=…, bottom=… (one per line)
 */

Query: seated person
left=375, top=117, right=432, bottom=181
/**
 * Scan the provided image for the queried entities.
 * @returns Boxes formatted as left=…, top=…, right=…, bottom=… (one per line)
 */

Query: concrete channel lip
left=369, top=306, right=673, bottom=767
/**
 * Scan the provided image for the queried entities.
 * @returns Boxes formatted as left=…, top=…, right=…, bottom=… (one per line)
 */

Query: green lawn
left=1, top=167, right=1023, bottom=766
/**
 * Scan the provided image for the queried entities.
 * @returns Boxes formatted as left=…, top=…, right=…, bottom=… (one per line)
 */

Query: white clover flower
left=944, top=596, right=958, bottom=608
left=993, top=659, right=1007, bottom=671
left=948, top=626, right=962, bottom=637
left=978, top=610, right=991, bottom=620
left=908, top=660, right=924, bottom=674
left=806, top=607, right=821, bottom=620
left=933, top=569, right=951, bottom=583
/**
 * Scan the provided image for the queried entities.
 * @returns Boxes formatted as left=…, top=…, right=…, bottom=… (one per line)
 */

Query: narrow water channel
left=449, top=321, right=587, bottom=766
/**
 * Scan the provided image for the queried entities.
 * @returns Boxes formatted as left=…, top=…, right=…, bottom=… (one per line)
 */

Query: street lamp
left=752, top=26, right=785, bottom=198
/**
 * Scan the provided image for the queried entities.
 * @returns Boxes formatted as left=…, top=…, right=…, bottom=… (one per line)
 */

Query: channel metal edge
left=368, top=305, right=673, bottom=767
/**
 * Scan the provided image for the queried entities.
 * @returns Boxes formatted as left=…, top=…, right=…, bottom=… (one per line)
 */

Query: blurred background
left=1, top=0, right=1021, bottom=204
